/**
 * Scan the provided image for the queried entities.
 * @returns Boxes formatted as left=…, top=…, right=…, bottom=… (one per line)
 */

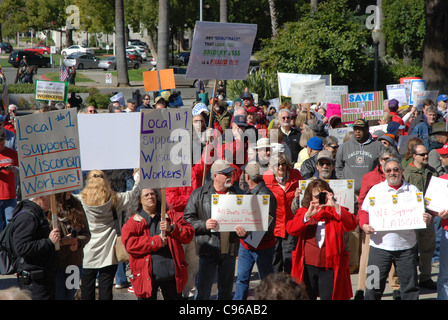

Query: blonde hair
left=299, top=127, right=316, bottom=148
left=80, top=170, right=116, bottom=206
left=0, top=287, right=32, bottom=300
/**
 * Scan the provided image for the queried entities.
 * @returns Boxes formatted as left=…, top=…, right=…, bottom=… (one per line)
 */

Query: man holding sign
left=358, top=158, right=432, bottom=300
left=183, top=159, right=241, bottom=300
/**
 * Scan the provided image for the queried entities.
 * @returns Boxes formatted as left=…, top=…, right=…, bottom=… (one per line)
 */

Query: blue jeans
left=433, top=216, right=442, bottom=263
left=437, top=229, right=448, bottom=300
left=195, top=254, right=236, bottom=300
left=115, top=262, right=128, bottom=285
left=233, top=245, right=274, bottom=300
left=0, top=198, right=17, bottom=232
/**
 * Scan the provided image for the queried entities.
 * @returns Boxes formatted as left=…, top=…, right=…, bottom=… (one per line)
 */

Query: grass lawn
left=42, top=72, right=95, bottom=82
left=110, top=69, right=144, bottom=82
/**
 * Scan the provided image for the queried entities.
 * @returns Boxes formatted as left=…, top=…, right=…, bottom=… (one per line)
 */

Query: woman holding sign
left=286, top=179, right=357, bottom=300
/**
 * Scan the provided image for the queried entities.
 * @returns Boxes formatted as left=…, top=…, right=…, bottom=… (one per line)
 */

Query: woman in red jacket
left=286, top=179, right=357, bottom=300
left=263, top=153, right=303, bottom=274
left=121, top=188, right=195, bottom=300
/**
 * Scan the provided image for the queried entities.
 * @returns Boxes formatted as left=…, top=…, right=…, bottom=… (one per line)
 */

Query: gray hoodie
left=335, top=133, right=383, bottom=194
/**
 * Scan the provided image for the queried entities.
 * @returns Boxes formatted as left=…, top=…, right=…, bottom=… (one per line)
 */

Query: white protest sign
left=325, top=86, right=348, bottom=105
left=424, top=176, right=448, bottom=213
left=34, top=80, right=68, bottom=102
left=298, top=180, right=355, bottom=213
left=17, top=109, right=82, bottom=198
left=278, top=72, right=331, bottom=97
left=211, top=194, right=270, bottom=232
left=409, top=79, right=426, bottom=105
left=368, top=192, right=426, bottom=231
left=413, top=90, right=439, bottom=109
left=186, top=21, right=257, bottom=80
left=386, top=84, right=408, bottom=106
left=140, top=109, right=192, bottom=188
left=291, top=79, right=326, bottom=104
left=369, top=124, right=388, bottom=135
left=78, top=113, right=140, bottom=170
left=328, top=127, right=353, bottom=145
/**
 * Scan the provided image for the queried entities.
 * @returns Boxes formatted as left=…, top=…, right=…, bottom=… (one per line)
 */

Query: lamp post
left=372, top=29, right=381, bottom=92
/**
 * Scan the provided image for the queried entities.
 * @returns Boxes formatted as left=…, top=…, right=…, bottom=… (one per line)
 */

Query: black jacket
left=183, top=181, right=240, bottom=257
left=12, top=200, right=58, bottom=278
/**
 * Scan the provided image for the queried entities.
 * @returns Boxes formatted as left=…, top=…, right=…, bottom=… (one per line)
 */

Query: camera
left=70, top=229, right=78, bottom=238
left=318, top=192, right=327, bottom=205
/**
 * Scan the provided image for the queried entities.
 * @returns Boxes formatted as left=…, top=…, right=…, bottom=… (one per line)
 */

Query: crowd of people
left=1, top=85, right=448, bottom=302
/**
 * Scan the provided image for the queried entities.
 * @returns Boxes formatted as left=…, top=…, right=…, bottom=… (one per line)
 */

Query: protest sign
left=290, top=79, right=326, bottom=104
left=34, top=80, right=68, bottom=102
left=409, top=79, right=426, bottom=106
left=298, top=180, right=355, bottom=213
left=186, top=21, right=257, bottom=80
left=386, top=84, right=408, bottom=106
left=328, top=127, right=353, bottom=145
left=326, top=103, right=342, bottom=119
left=325, top=85, right=348, bottom=105
left=17, top=109, right=82, bottom=198
left=78, top=113, right=141, bottom=170
left=143, top=69, right=176, bottom=92
left=278, top=72, right=331, bottom=97
left=211, top=194, right=270, bottom=232
left=368, top=192, right=426, bottom=231
left=424, top=176, right=448, bottom=213
left=340, top=91, right=383, bottom=123
left=110, top=92, right=125, bottom=106
left=140, top=109, right=192, bottom=188
left=400, top=77, right=422, bottom=105
left=412, top=90, right=439, bottom=109
left=369, top=124, right=388, bottom=135
left=397, top=134, right=417, bottom=155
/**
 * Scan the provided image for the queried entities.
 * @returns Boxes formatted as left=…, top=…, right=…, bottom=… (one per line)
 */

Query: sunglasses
left=415, top=153, right=428, bottom=157
left=385, top=167, right=400, bottom=173
left=277, top=162, right=287, bottom=167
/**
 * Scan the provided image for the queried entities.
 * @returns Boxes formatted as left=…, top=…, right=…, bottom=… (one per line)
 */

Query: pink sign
left=326, top=103, right=341, bottom=118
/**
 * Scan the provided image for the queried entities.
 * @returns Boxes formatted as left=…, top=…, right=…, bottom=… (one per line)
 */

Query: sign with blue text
left=140, top=109, right=192, bottom=188
left=16, top=109, right=82, bottom=198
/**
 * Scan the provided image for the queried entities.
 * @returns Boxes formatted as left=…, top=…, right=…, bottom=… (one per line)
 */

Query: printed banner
left=17, top=109, right=82, bottom=198
left=341, top=91, right=384, bottom=123
left=211, top=194, right=270, bottom=232
left=186, top=21, right=257, bottom=80
left=368, top=192, right=426, bottom=231
left=34, top=80, right=68, bottom=102
left=140, top=109, right=192, bottom=188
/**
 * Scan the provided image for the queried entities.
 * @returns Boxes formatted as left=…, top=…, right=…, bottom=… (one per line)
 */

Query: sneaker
left=115, top=282, right=130, bottom=289
left=128, top=286, right=134, bottom=293
left=354, top=290, right=364, bottom=300
left=392, top=290, right=401, bottom=300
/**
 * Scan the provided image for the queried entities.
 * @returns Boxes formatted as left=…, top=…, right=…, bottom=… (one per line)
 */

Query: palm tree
left=157, top=0, right=170, bottom=70
left=268, top=0, right=278, bottom=37
left=220, top=0, right=227, bottom=23
left=115, top=0, right=129, bottom=87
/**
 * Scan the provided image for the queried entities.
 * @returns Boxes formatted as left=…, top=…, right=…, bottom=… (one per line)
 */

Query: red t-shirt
left=0, top=147, right=18, bottom=200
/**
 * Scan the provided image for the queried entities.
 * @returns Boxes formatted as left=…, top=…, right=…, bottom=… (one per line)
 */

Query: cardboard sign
left=140, top=109, right=192, bottom=188
left=143, top=69, right=176, bottom=92
left=34, top=80, right=68, bottom=102
left=325, top=86, right=348, bottom=105
left=326, top=103, right=342, bottom=119
left=186, top=21, right=257, bottom=80
left=413, top=90, right=439, bottom=109
left=298, top=179, right=355, bottom=213
left=291, top=79, right=326, bottom=104
left=211, top=194, right=270, bottom=232
left=386, top=84, right=408, bottom=106
left=340, top=91, right=383, bottom=123
left=17, top=109, right=82, bottom=198
left=78, top=113, right=141, bottom=170
left=425, top=176, right=448, bottom=213
left=409, top=79, right=426, bottom=106
left=328, top=127, right=353, bottom=145
left=368, top=192, right=426, bottom=231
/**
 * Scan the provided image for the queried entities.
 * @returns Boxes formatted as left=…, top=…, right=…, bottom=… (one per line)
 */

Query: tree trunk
left=268, top=0, right=278, bottom=38
left=422, top=0, right=448, bottom=90
left=65, top=28, right=73, bottom=47
left=115, top=0, right=129, bottom=87
left=157, top=0, right=170, bottom=70
left=220, top=0, right=227, bottom=23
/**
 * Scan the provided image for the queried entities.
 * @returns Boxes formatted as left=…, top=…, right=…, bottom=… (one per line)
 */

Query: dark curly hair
left=301, top=179, right=334, bottom=208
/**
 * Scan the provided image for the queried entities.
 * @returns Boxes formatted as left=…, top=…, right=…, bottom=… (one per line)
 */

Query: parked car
left=63, top=53, right=100, bottom=69
left=61, top=45, right=94, bottom=56
left=126, top=49, right=143, bottom=63
left=98, top=56, right=141, bottom=71
left=128, top=39, right=148, bottom=50
left=0, top=42, right=13, bottom=53
left=172, top=67, right=206, bottom=88
left=25, top=45, right=54, bottom=55
left=126, top=45, right=148, bottom=60
left=8, top=51, right=51, bottom=68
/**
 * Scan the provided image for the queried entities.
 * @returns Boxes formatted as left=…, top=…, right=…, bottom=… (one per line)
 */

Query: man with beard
left=403, top=143, right=438, bottom=290
left=358, top=158, right=432, bottom=300
left=313, top=150, right=336, bottom=180
left=183, top=159, right=241, bottom=300
left=411, top=105, right=439, bottom=149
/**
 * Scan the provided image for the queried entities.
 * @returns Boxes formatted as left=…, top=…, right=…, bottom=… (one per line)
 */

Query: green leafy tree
left=258, top=0, right=371, bottom=91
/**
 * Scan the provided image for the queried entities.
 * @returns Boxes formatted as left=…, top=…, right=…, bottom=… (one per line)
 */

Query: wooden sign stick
left=161, top=188, right=166, bottom=238
left=202, top=79, right=218, bottom=186
left=50, top=194, right=60, bottom=251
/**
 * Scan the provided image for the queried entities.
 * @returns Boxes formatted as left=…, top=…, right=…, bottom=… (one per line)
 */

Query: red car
left=25, top=45, right=54, bottom=55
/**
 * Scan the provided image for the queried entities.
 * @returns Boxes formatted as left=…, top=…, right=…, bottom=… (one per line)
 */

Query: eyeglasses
left=328, top=145, right=339, bottom=149
left=385, top=167, right=400, bottom=173
left=277, top=162, right=287, bottom=167
left=415, top=153, right=428, bottom=157
left=281, top=117, right=291, bottom=120
left=440, top=154, right=448, bottom=159
left=318, top=161, right=332, bottom=167
left=219, top=171, right=234, bottom=177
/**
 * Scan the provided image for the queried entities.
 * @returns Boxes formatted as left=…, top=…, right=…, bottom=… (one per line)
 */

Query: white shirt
left=361, top=180, right=419, bottom=251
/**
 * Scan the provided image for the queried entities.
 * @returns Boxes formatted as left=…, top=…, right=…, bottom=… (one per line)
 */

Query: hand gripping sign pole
left=202, top=79, right=218, bottom=186
left=161, top=188, right=167, bottom=238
